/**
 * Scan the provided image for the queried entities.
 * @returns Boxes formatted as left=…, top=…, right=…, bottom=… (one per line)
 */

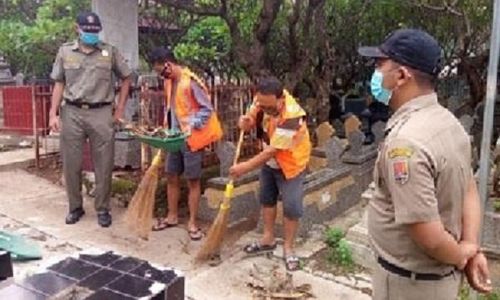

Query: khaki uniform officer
left=49, top=12, right=132, bottom=227
left=359, top=28, right=488, bottom=299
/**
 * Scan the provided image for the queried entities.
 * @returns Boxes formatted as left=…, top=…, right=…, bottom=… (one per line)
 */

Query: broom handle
left=233, top=130, right=245, bottom=166
left=221, top=131, right=244, bottom=208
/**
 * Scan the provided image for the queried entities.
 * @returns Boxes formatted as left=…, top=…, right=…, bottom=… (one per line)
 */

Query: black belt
left=66, top=101, right=112, bottom=109
left=378, top=257, right=454, bottom=281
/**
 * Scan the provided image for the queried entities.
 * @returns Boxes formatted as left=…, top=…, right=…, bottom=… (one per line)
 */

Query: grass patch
left=459, top=285, right=500, bottom=300
left=494, top=199, right=500, bottom=213
left=325, top=227, right=354, bottom=271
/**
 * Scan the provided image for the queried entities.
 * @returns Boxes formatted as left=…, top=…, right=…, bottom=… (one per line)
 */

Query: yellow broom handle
left=151, top=150, right=164, bottom=167
left=233, top=131, right=245, bottom=166
left=223, top=131, right=245, bottom=200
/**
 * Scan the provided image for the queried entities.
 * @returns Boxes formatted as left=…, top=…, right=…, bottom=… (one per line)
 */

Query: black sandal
left=284, top=255, right=300, bottom=272
left=243, top=241, right=277, bottom=254
left=152, top=218, right=178, bottom=231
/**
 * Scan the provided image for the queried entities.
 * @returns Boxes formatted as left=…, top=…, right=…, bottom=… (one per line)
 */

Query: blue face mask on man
left=79, top=30, right=99, bottom=46
left=370, top=69, right=392, bottom=105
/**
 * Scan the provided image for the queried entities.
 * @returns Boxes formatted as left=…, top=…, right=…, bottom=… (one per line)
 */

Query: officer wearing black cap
left=359, top=28, right=491, bottom=299
left=49, top=12, right=132, bottom=227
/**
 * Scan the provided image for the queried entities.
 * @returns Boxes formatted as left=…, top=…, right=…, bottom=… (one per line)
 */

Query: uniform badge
left=388, top=147, right=413, bottom=159
left=392, top=160, right=409, bottom=184
left=101, top=50, right=109, bottom=57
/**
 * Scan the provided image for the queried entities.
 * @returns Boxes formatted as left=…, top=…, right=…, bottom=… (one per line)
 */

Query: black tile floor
left=0, top=251, right=184, bottom=299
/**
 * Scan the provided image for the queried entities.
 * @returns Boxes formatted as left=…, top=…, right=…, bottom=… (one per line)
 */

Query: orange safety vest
left=265, top=90, right=311, bottom=179
left=164, top=68, right=223, bottom=151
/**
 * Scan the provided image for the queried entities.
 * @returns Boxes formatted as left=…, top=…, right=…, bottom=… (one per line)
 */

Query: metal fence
left=0, top=84, right=57, bottom=167
left=136, top=78, right=260, bottom=168
left=0, top=78, right=260, bottom=170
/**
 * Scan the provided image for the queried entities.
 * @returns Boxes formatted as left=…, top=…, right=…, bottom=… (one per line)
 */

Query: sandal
left=243, top=241, right=277, bottom=255
left=188, top=228, right=204, bottom=241
left=152, top=218, right=178, bottom=231
left=284, top=255, right=301, bottom=272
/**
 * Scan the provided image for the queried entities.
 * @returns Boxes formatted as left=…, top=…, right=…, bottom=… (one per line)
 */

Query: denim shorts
left=259, top=165, right=305, bottom=219
left=165, top=143, right=203, bottom=180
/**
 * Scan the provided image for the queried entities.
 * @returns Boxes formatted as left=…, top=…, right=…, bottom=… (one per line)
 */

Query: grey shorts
left=259, top=165, right=305, bottom=219
left=165, top=143, right=203, bottom=180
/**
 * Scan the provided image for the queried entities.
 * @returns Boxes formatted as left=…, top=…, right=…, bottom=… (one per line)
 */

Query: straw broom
left=196, top=130, right=245, bottom=262
left=124, top=150, right=164, bottom=240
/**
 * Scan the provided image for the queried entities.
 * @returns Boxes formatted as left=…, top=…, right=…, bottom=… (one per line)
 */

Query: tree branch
left=410, top=0, right=463, bottom=16
left=254, top=0, right=284, bottom=43
left=161, top=0, right=222, bottom=16
left=288, top=0, right=303, bottom=65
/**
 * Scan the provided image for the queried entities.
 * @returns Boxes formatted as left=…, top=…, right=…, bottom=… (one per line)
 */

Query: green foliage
left=325, top=227, right=344, bottom=248
left=174, top=17, right=238, bottom=76
left=0, top=0, right=90, bottom=78
left=459, top=285, right=500, bottom=300
left=494, top=199, right=500, bottom=212
left=325, top=227, right=354, bottom=270
left=111, top=179, right=137, bottom=197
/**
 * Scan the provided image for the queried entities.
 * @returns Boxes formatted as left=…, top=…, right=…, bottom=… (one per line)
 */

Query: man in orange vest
left=230, top=76, right=311, bottom=271
left=149, top=47, right=223, bottom=240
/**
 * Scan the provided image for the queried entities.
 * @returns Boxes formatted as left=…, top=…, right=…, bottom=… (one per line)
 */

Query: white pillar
left=92, top=0, right=139, bottom=70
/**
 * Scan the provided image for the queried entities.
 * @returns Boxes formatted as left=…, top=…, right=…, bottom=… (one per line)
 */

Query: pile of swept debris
left=247, top=263, right=315, bottom=299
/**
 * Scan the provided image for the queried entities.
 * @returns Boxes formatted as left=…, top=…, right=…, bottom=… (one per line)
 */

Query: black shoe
left=97, top=211, right=112, bottom=228
left=65, top=208, right=85, bottom=225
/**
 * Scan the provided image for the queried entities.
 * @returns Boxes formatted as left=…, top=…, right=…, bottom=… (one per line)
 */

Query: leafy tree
left=0, top=0, right=91, bottom=78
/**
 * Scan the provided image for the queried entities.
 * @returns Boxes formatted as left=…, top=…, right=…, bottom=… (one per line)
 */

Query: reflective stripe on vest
left=268, top=90, right=311, bottom=179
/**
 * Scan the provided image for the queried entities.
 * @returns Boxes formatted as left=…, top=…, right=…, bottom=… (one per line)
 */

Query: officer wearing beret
left=359, top=28, right=491, bottom=299
left=49, top=12, right=132, bottom=227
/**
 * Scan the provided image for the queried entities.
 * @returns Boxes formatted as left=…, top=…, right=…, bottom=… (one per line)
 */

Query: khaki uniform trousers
left=372, top=262, right=462, bottom=300
left=60, top=103, right=114, bottom=213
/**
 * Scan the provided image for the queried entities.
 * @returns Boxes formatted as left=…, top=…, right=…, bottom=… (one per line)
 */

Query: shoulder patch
left=392, top=160, right=409, bottom=184
left=388, top=147, right=414, bottom=159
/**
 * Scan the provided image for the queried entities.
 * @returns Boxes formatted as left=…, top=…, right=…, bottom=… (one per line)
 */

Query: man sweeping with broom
left=230, top=77, right=311, bottom=271
left=149, top=47, right=223, bottom=240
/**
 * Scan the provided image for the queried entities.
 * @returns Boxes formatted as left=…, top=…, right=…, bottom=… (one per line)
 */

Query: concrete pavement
left=0, top=169, right=371, bottom=299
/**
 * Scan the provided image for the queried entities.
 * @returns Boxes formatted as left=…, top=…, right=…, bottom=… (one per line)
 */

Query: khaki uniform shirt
left=368, top=93, right=472, bottom=274
left=50, top=41, right=131, bottom=104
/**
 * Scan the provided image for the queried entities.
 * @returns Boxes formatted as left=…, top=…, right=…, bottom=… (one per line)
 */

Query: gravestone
left=0, top=55, right=14, bottom=86
left=459, top=114, right=474, bottom=134
left=324, top=136, right=345, bottom=169
left=14, top=73, right=24, bottom=86
left=344, top=115, right=362, bottom=138
left=372, top=121, right=386, bottom=145
left=332, top=119, right=345, bottom=138
left=346, top=129, right=365, bottom=156
left=342, top=128, right=378, bottom=164
left=215, top=141, right=236, bottom=178
left=315, top=122, right=335, bottom=148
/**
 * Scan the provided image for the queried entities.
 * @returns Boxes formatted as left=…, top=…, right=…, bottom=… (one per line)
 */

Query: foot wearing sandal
left=284, top=254, right=301, bottom=272
left=243, top=241, right=277, bottom=254
left=152, top=218, right=178, bottom=231
left=188, top=228, right=204, bottom=241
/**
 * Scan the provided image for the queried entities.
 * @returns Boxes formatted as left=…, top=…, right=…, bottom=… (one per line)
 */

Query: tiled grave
left=0, top=250, right=184, bottom=300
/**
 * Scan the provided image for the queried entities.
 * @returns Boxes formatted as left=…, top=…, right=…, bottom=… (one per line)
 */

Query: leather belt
left=378, top=257, right=454, bottom=281
left=66, top=101, right=112, bottom=110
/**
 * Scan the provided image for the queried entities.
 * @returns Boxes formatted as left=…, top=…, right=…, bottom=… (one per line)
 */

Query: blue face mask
left=370, top=69, right=392, bottom=105
left=79, top=31, right=99, bottom=46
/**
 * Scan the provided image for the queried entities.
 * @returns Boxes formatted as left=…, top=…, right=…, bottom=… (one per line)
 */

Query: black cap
left=358, top=28, right=442, bottom=75
left=76, top=12, right=102, bottom=33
